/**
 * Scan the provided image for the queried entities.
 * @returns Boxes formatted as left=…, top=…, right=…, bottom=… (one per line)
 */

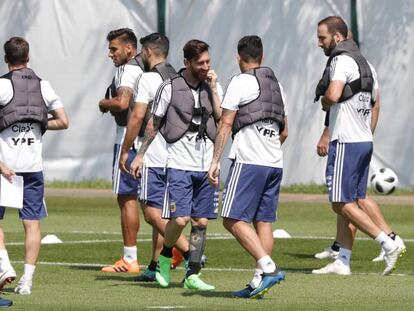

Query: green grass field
left=1, top=196, right=413, bottom=310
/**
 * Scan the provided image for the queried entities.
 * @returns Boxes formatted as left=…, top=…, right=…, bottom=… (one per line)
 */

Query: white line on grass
left=7, top=235, right=414, bottom=246
left=146, top=307, right=186, bottom=310
left=10, top=260, right=414, bottom=277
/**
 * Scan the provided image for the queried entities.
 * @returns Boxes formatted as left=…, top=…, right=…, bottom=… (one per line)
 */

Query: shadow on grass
left=284, top=252, right=315, bottom=259
left=182, top=290, right=235, bottom=298
left=284, top=268, right=313, bottom=274
left=0, top=288, right=14, bottom=294
left=95, top=275, right=137, bottom=282
left=135, top=282, right=184, bottom=289
left=69, top=266, right=101, bottom=271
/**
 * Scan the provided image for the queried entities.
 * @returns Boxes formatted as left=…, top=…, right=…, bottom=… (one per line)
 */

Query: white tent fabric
left=0, top=0, right=412, bottom=187
left=167, top=0, right=350, bottom=186
left=0, top=0, right=157, bottom=181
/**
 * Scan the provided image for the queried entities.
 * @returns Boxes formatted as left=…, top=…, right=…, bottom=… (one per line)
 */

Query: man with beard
left=98, top=28, right=144, bottom=274
left=130, top=39, right=222, bottom=290
left=119, top=33, right=190, bottom=281
left=312, top=16, right=401, bottom=276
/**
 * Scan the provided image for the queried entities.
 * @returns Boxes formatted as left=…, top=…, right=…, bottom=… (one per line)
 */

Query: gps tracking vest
left=160, top=70, right=217, bottom=144
left=314, top=40, right=374, bottom=104
left=106, top=54, right=145, bottom=126
left=138, top=62, right=177, bottom=137
left=0, top=68, right=48, bottom=134
left=232, top=67, right=285, bottom=134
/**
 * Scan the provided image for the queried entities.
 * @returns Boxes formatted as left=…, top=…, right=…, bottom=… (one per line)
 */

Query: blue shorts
left=326, top=140, right=373, bottom=203
left=221, top=162, right=283, bottom=223
left=112, top=144, right=141, bottom=196
left=0, top=171, right=48, bottom=220
left=162, top=168, right=219, bottom=219
left=140, top=165, right=167, bottom=209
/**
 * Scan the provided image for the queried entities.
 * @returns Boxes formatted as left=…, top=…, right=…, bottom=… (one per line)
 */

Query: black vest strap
left=314, top=40, right=374, bottom=104
left=137, top=62, right=177, bottom=137
left=106, top=54, right=145, bottom=127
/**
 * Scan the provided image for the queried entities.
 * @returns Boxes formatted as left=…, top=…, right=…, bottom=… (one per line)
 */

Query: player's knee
left=331, top=203, right=343, bottom=215
left=191, top=218, right=208, bottom=228
left=174, top=216, right=190, bottom=228
left=222, top=218, right=235, bottom=232
left=143, top=211, right=154, bottom=225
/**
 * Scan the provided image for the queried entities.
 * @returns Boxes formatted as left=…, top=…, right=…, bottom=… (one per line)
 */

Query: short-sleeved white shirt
left=113, top=63, right=143, bottom=145
left=0, top=76, right=64, bottom=172
left=328, top=55, right=379, bottom=143
left=133, top=72, right=167, bottom=167
left=221, top=72, right=287, bottom=168
left=152, top=78, right=223, bottom=171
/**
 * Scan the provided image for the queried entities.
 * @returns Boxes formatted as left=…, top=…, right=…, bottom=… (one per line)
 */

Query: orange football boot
left=101, top=258, right=140, bottom=273
left=170, top=247, right=184, bottom=269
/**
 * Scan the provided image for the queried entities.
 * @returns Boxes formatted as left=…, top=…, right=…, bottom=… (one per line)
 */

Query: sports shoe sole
left=249, top=271, right=285, bottom=299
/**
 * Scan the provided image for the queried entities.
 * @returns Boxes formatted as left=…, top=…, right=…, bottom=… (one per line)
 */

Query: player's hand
left=206, top=69, right=218, bottom=91
left=316, top=137, right=329, bottom=157
left=119, top=151, right=129, bottom=174
left=98, top=100, right=108, bottom=113
left=208, top=162, right=220, bottom=187
left=0, top=163, right=15, bottom=183
left=129, top=155, right=143, bottom=179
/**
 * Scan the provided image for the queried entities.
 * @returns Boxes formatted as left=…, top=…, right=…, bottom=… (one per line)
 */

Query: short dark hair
left=183, top=39, right=209, bottom=61
left=318, top=16, right=348, bottom=38
left=106, top=28, right=137, bottom=49
left=237, top=35, right=263, bottom=63
left=140, top=33, right=169, bottom=57
left=4, top=37, right=29, bottom=65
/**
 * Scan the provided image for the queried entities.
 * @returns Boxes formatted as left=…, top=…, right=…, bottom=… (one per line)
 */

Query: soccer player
left=314, top=124, right=406, bottom=263
left=312, top=16, right=401, bottom=276
left=130, top=39, right=222, bottom=290
left=119, top=33, right=190, bottom=281
left=0, top=37, right=69, bottom=295
left=208, top=35, right=287, bottom=299
left=98, top=28, right=144, bottom=273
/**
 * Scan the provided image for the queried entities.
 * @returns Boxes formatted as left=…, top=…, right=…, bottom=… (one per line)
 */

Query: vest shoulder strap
left=152, top=62, right=177, bottom=81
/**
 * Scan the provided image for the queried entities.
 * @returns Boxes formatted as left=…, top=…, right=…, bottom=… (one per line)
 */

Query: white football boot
left=314, top=247, right=339, bottom=260
left=312, top=260, right=351, bottom=275
left=14, top=277, right=32, bottom=295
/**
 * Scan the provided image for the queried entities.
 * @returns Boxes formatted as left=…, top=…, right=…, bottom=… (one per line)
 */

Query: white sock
left=23, top=264, right=36, bottom=281
left=337, top=248, right=352, bottom=267
left=249, top=268, right=263, bottom=289
left=257, top=256, right=276, bottom=274
left=0, top=249, right=12, bottom=268
left=375, top=232, right=398, bottom=253
left=123, top=246, right=137, bottom=263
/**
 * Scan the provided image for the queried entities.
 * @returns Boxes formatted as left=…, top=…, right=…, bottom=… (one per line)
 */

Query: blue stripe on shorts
left=112, top=144, right=141, bottom=196
left=140, top=165, right=167, bottom=209
left=222, top=161, right=283, bottom=223
left=162, top=168, right=218, bottom=219
left=326, top=140, right=373, bottom=203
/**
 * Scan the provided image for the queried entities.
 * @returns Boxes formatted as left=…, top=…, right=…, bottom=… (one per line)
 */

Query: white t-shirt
left=221, top=72, right=287, bottom=168
left=328, top=55, right=379, bottom=143
left=152, top=79, right=223, bottom=171
left=0, top=77, right=64, bottom=172
left=114, top=62, right=143, bottom=144
left=134, top=72, right=167, bottom=167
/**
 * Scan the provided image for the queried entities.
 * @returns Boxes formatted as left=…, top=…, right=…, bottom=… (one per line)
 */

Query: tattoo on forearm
left=137, top=115, right=162, bottom=156
left=213, top=125, right=230, bottom=162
